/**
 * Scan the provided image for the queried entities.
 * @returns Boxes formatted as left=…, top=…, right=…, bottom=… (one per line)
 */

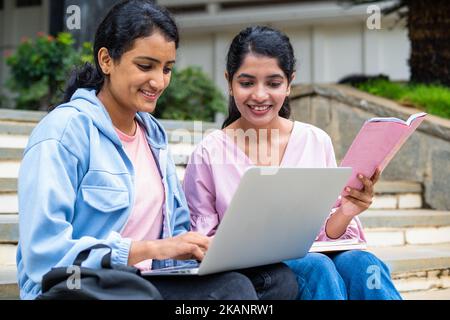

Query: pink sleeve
left=315, top=136, right=367, bottom=242
left=182, top=146, right=220, bottom=237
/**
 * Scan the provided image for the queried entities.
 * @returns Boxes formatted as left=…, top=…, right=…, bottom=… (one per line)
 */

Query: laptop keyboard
left=143, top=263, right=200, bottom=275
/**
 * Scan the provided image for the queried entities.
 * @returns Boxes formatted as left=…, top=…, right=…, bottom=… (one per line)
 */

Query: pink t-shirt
left=115, top=122, right=165, bottom=270
left=183, top=121, right=366, bottom=242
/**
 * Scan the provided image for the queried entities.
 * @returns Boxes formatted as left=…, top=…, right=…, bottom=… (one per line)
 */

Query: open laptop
left=142, top=167, right=351, bottom=276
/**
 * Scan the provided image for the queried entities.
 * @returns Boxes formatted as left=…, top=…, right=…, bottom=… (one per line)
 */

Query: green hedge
left=357, top=80, right=450, bottom=119
left=6, top=32, right=92, bottom=110
left=5, top=32, right=226, bottom=121
left=155, top=66, right=226, bottom=122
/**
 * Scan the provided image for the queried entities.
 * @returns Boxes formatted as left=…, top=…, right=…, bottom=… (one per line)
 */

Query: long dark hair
left=61, top=0, right=179, bottom=105
left=222, top=26, right=296, bottom=128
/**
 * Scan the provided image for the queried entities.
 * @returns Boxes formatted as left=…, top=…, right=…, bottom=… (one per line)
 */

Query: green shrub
left=6, top=32, right=93, bottom=110
left=356, top=79, right=450, bottom=119
left=6, top=33, right=225, bottom=120
left=357, top=80, right=407, bottom=101
left=403, top=84, right=450, bottom=119
left=155, top=66, right=226, bottom=122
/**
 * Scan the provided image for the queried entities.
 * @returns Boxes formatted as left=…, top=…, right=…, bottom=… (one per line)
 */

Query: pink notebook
left=339, top=112, right=427, bottom=198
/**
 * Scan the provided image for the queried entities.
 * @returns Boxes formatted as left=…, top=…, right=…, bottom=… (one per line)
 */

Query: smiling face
left=228, top=53, right=292, bottom=128
left=98, top=31, right=176, bottom=115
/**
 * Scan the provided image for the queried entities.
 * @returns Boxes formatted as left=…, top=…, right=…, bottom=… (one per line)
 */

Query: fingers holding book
left=342, top=168, right=381, bottom=213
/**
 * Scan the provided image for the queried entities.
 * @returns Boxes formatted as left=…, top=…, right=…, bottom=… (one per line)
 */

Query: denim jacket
left=16, top=89, right=190, bottom=299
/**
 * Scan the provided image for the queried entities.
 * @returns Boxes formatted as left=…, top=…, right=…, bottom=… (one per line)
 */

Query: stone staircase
left=1, top=109, right=449, bottom=300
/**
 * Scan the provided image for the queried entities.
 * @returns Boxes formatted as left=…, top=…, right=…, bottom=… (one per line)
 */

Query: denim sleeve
left=18, top=139, right=131, bottom=285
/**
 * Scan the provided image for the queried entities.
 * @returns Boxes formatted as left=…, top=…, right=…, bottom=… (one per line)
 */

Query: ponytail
left=62, top=63, right=104, bottom=103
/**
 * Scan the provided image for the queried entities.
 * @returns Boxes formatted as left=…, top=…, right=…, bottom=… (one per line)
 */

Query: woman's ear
left=287, top=72, right=296, bottom=96
left=98, top=47, right=112, bottom=75
left=225, top=72, right=233, bottom=96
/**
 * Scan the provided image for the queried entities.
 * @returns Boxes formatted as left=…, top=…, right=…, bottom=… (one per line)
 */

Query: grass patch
left=356, top=80, right=450, bottom=119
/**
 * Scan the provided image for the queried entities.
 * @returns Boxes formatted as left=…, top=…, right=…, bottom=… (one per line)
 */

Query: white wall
left=177, top=34, right=215, bottom=77
left=0, top=0, right=411, bottom=100
left=177, top=19, right=410, bottom=95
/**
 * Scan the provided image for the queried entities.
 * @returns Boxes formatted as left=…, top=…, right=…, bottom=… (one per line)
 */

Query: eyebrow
left=237, top=73, right=284, bottom=79
left=135, top=56, right=176, bottom=64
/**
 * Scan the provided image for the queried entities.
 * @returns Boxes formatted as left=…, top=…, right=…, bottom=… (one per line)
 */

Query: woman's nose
left=149, top=73, right=164, bottom=91
left=251, top=85, right=269, bottom=101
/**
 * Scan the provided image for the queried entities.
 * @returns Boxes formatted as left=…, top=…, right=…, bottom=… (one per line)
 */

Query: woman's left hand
left=340, top=168, right=381, bottom=217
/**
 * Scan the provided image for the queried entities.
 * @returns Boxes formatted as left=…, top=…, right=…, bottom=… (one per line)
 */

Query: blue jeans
left=284, top=250, right=402, bottom=300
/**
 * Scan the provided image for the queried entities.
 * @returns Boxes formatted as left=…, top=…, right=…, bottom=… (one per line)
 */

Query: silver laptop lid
left=197, top=167, right=351, bottom=275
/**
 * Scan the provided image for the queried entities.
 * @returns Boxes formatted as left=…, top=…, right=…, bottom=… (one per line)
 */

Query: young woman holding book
left=183, top=26, right=402, bottom=300
left=16, top=2, right=298, bottom=300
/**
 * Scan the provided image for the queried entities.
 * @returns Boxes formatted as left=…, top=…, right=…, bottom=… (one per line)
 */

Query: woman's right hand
left=128, top=232, right=211, bottom=266
left=152, top=232, right=211, bottom=260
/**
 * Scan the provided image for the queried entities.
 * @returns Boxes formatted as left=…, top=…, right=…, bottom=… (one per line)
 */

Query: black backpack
left=37, top=244, right=162, bottom=300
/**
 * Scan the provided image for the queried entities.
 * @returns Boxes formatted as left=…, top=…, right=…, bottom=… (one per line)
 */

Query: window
left=0, top=0, right=4, bottom=10
left=16, top=0, right=42, bottom=8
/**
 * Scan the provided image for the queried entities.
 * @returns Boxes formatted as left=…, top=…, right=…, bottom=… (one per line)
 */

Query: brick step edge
left=393, top=268, right=450, bottom=293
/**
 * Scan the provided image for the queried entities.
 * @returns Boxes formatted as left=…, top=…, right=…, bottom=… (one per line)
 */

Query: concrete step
left=3, top=216, right=448, bottom=247
left=0, top=158, right=187, bottom=179
left=0, top=143, right=195, bottom=162
left=362, top=210, right=450, bottom=247
left=3, top=210, right=450, bottom=246
left=370, top=243, right=450, bottom=274
left=365, top=227, right=450, bottom=247
left=373, top=181, right=422, bottom=194
left=370, top=243, right=450, bottom=293
left=0, top=109, right=46, bottom=123
left=0, top=178, right=17, bottom=193
left=0, top=108, right=220, bottom=145
left=0, top=265, right=18, bottom=300
left=361, top=210, right=450, bottom=228
left=0, top=165, right=186, bottom=213
left=0, top=215, right=18, bottom=243
left=371, top=181, right=422, bottom=210
left=0, top=140, right=194, bottom=180
left=1, top=243, right=449, bottom=299
left=0, top=148, right=23, bottom=161
left=0, top=194, right=18, bottom=214
left=0, top=244, right=16, bottom=265
left=0, top=122, right=36, bottom=136
left=4, top=274, right=448, bottom=300
left=2, top=244, right=449, bottom=274
left=0, top=180, right=425, bottom=216
left=0, top=135, right=28, bottom=149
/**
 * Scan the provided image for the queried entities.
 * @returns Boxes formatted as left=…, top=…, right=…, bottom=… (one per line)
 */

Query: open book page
left=309, top=239, right=367, bottom=253
left=339, top=112, right=427, bottom=195
left=367, top=112, right=427, bottom=125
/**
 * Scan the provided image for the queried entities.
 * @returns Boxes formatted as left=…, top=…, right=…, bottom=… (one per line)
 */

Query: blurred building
left=0, top=0, right=410, bottom=95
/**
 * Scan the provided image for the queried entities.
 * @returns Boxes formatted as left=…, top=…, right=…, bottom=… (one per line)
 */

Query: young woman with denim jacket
left=182, top=26, right=402, bottom=300
left=16, top=1, right=297, bottom=300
